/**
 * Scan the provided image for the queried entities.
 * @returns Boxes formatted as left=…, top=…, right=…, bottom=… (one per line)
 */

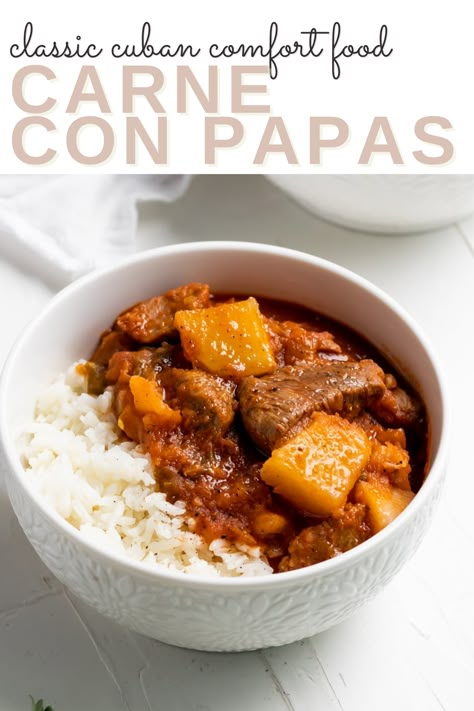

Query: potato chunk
left=174, top=297, right=276, bottom=378
left=260, top=412, right=371, bottom=516
left=129, top=375, right=181, bottom=427
left=354, top=479, right=414, bottom=533
left=367, top=439, right=412, bottom=491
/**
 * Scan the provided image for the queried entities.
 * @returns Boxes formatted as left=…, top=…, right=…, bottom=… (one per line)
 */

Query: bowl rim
left=0, top=240, right=450, bottom=590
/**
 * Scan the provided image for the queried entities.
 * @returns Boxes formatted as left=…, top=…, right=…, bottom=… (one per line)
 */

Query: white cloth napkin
left=0, top=175, right=191, bottom=288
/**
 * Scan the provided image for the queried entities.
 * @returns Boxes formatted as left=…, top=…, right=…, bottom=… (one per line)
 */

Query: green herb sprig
left=30, top=696, right=54, bottom=711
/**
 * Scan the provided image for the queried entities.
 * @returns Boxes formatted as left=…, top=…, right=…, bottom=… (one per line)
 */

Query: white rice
left=19, top=364, right=272, bottom=578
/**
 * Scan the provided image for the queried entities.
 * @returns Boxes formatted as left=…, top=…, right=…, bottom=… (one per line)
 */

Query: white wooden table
left=1, top=175, right=473, bottom=711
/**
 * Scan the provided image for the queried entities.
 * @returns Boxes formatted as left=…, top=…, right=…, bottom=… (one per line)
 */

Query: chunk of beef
left=370, top=385, right=423, bottom=430
left=90, top=329, right=135, bottom=367
left=84, top=330, right=136, bottom=393
left=279, top=503, right=371, bottom=572
left=115, top=283, right=210, bottom=344
left=265, top=318, right=342, bottom=367
left=161, top=368, right=236, bottom=439
left=106, top=343, right=187, bottom=385
left=238, top=360, right=385, bottom=454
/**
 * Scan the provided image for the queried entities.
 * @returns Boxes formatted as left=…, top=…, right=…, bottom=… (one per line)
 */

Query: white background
left=0, top=0, right=471, bottom=172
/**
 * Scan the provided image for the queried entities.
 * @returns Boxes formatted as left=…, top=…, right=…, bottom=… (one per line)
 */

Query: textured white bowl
left=268, top=175, right=474, bottom=233
left=0, top=242, right=448, bottom=652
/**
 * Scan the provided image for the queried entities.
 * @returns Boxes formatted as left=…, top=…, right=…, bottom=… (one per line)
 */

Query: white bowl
left=0, top=242, right=448, bottom=652
left=268, top=175, right=474, bottom=233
